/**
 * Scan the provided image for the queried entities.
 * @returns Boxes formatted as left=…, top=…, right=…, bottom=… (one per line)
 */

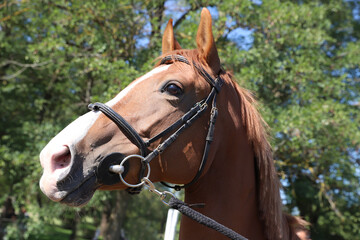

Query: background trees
left=1, top=0, right=359, bottom=239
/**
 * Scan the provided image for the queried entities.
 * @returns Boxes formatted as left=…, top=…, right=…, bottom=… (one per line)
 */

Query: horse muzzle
left=39, top=143, right=131, bottom=206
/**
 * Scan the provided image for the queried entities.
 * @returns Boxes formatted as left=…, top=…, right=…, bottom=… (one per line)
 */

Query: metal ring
left=160, top=191, right=176, bottom=206
left=118, top=154, right=150, bottom=188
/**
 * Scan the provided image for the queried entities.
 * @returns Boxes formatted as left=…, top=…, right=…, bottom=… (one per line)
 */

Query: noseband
left=88, top=55, right=223, bottom=193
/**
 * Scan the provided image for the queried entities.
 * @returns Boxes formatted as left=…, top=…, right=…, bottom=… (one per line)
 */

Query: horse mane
left=223, top=71, right=309, bottom=240
left=156, top=49, right=306, bottom=240
left=230, top=79, right=302, bottom=240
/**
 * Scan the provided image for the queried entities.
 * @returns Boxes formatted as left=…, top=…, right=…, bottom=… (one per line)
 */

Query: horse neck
left=179, top=79, right=267, bottom=240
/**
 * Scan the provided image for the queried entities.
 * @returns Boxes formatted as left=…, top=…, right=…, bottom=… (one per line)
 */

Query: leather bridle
left=88, top=55, right=223, bottom=193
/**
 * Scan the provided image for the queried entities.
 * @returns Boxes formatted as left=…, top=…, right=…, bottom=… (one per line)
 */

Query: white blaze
left=106, top=64, right=170, bottom=106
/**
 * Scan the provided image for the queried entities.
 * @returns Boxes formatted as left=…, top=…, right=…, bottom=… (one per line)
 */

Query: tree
left=0, top=1, right=166, bottom=239
left=1, top=0, right=359, bottom=239
left=227, top=1, right=360, bottom=238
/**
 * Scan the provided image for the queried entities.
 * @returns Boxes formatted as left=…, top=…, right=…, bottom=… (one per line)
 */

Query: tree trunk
left=69, top=212, right=78, bottom=240
left=148, top=1, right=165, bottom=48
left=100, top=191, right=131, bottom=240
left=0, top=196, right=16, bottom=239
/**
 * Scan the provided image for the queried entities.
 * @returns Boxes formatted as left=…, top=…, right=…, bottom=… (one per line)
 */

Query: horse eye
left=164, top=83, right=183, bottom=96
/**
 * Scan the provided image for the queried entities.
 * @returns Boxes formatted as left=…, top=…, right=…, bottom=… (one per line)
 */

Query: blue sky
left=136, top=1, right=255, bottom=50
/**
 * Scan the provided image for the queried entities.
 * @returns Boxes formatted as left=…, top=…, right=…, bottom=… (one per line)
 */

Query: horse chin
left=59, top=174, right=98, bottom=207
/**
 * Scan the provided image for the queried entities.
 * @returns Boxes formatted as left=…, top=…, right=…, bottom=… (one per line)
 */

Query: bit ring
left=118, top=154, right=150, bottom=188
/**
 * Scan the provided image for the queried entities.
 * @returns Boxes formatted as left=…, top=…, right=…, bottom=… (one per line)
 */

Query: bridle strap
left=160, top=55, right=223, bottom=92
left=143, top=87, right=216, bottom=164
left=88, top=102, right=148, bottom=157
left=160, top=55, right=190, bottom=65
left=145, top=56, right=223, bottom=190
left=160, top=91, right=218, bottom=190
left=145, top=102, right=203, bottom=145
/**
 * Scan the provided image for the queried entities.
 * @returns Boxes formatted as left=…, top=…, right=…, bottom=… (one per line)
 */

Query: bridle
left=88, top=55, right=223, bottom=193
left=89, top=55, right=247, bottom=240
left=88, top=56, right=248, bottom=240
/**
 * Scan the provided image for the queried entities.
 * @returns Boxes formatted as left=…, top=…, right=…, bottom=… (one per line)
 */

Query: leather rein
left=88, top=55, right=223, bottom=193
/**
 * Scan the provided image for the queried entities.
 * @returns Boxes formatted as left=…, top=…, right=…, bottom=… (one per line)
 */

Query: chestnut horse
left=39, top=8, right=305, bottom=240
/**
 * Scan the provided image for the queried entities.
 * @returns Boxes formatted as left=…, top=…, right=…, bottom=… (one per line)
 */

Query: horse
left=39, top=8, right=306, bottom=240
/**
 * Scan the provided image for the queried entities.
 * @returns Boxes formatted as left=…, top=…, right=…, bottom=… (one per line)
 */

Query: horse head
left=40, top=8, right=222, bottom=207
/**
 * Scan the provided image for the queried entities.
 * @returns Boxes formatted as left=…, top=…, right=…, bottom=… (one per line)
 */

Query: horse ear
left=196, top=8, right=220, bottom=74
left=162, top=19, right=181, bottom=54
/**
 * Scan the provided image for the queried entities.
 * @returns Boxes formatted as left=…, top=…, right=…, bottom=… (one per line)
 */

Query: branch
left=149, top=1, right=166, bottom=39
left=0, top=7, right=30, bottom=22
left=0, top=60, right=51, bottom=68
left=0, top=67, right=27, bottom=81
left=47, top=2, right=69, bottom=11
left=69, top=53, right=103, bottom=58
left=173, top=5, right=200, bottom=30
left=312, top=174, right=345, bottom=221
left=0, top=0, right=18, bottom=9
left=65, top=40, right=93, bottom=51
left=0, top=60, right=51, bottom=81
left=322, top=187, right=344, bottom=221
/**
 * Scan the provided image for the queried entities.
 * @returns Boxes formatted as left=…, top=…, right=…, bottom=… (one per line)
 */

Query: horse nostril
left=51, top=145, right=71, bottom=170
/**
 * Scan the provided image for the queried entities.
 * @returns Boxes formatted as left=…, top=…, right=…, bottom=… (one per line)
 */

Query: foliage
left=0, top=0, right=166, bottom=239
left=0, top=0, right=359, bottom=239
